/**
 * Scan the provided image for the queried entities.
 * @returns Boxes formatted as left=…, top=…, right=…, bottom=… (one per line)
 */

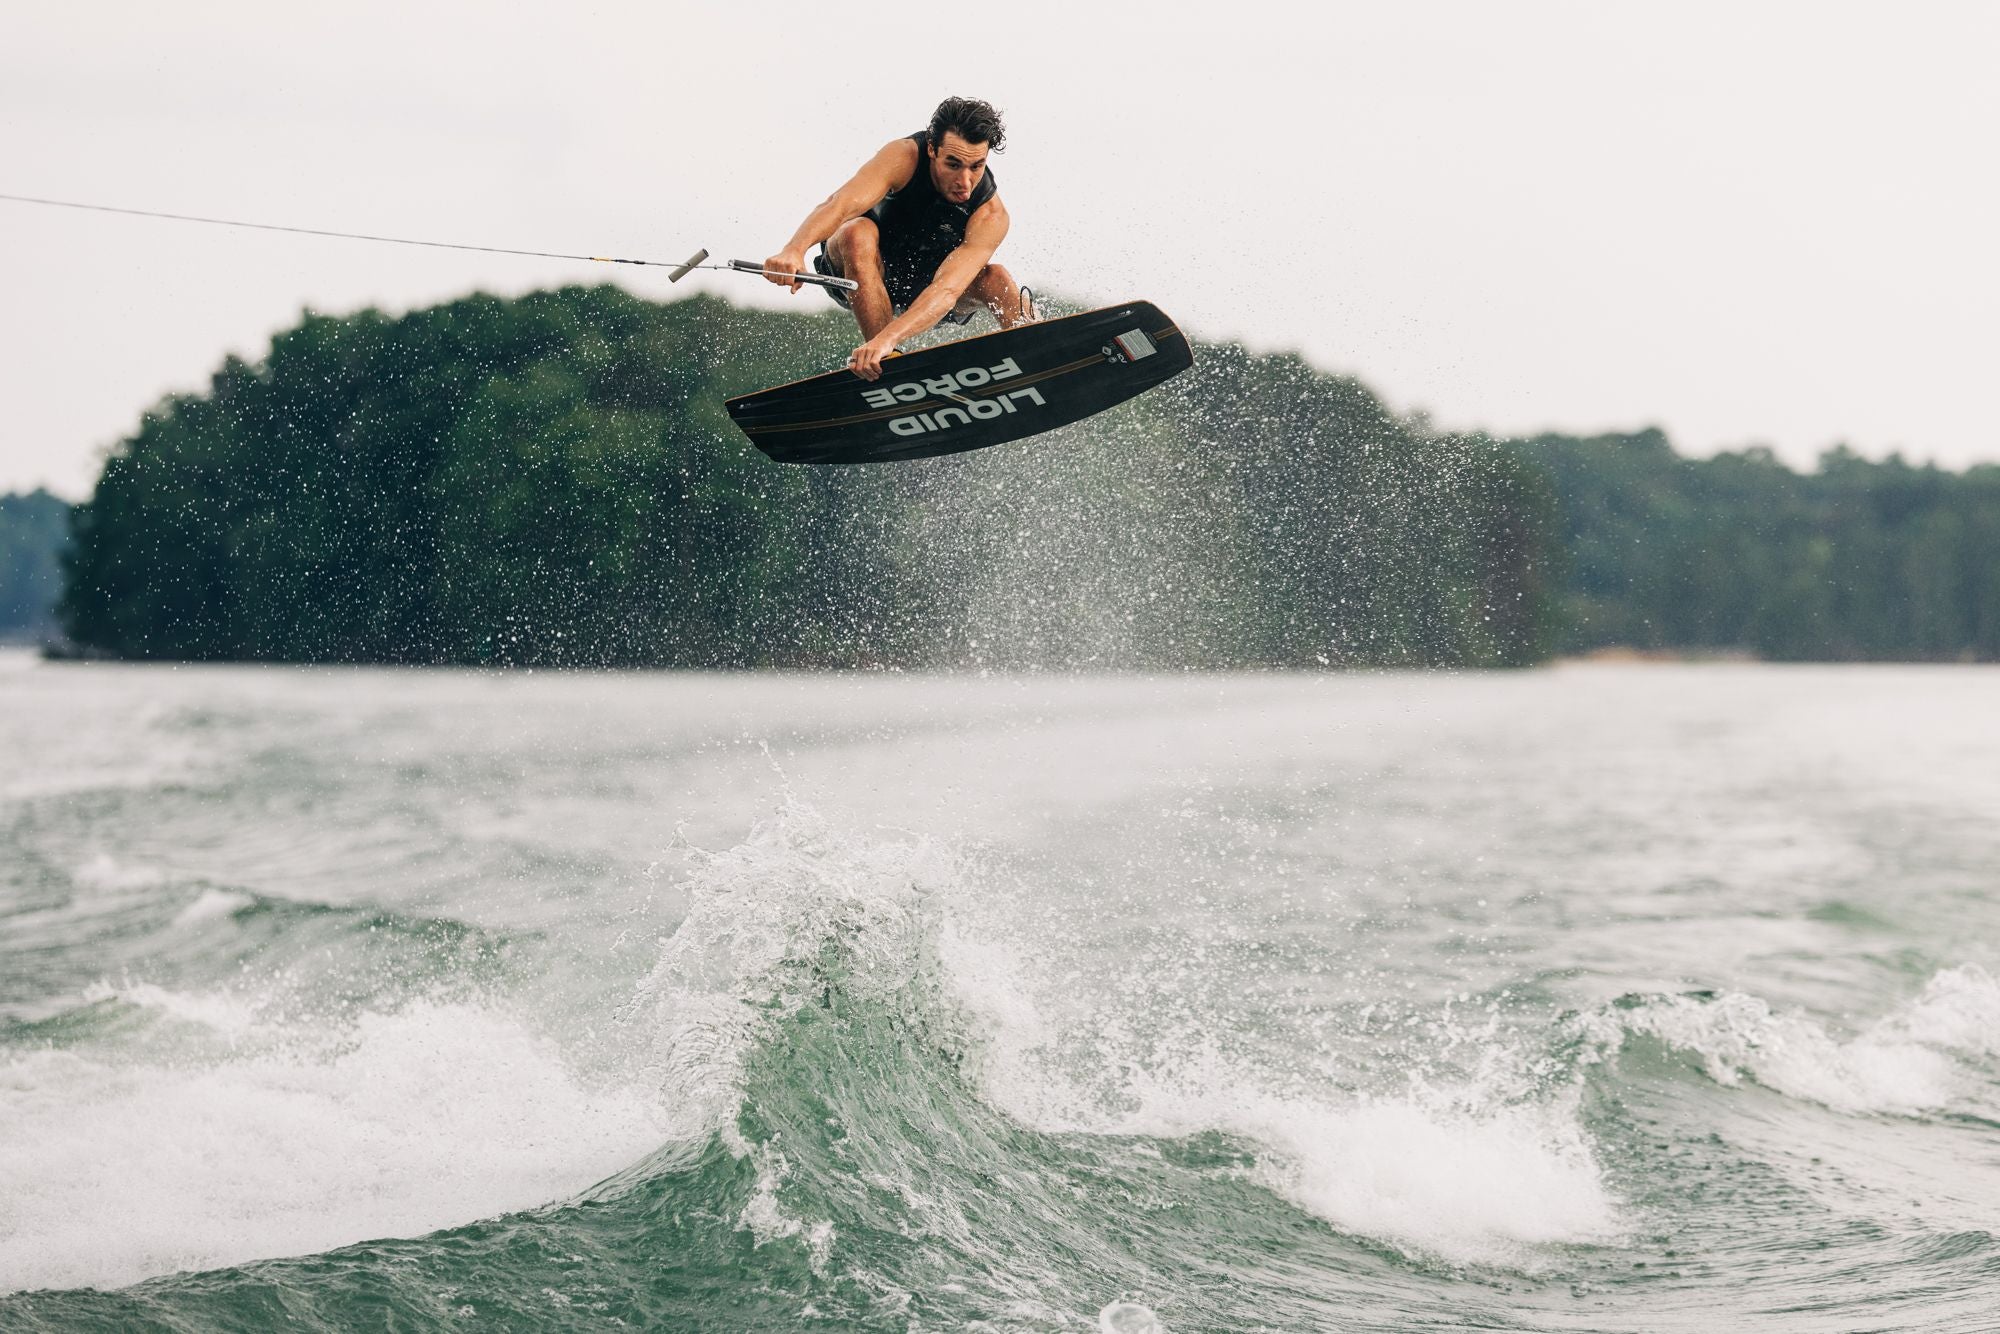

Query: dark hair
left=928, top=97, right=1005, bottom=153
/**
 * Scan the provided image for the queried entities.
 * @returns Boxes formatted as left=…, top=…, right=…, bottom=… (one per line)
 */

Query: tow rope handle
left=664, top=248, right=857, bottom=292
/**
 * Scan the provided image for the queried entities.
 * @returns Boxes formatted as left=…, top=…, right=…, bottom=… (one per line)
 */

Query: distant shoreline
left=10, top=292, right=2000, bottom=669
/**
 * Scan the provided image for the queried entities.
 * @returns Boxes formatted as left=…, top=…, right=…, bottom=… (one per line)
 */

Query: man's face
left=927, top=130, right=990, bottom=204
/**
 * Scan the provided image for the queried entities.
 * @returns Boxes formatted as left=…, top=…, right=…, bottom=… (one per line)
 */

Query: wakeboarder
left=761, top=97, right=1032, bottom=382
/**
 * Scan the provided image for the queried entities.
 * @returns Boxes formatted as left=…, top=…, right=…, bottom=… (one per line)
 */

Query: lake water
left=3, top=656, right=1998, bottom=1330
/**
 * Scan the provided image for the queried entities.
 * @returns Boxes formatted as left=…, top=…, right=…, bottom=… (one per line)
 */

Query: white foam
left=1100, top=1299, right=1165, bottom=1333
left=79, top=981, right=259, bottom=1036
left=629, top=797, right=961, bottom=1149
left=1594, top=981, right=1977, bottom=1117
left=0, top=1001, right=666, bottom=1294
left=1263, top=1091, right=1621, bottom=1264
left=632, top=801, right=1622, bottom=1270
left=1884, top=964, right=2000, bottom=1059
left=1073, top=1051, right=1622, bottom=1268
left=943, top=940, right=1620, bottom=1267
left=735, top=1143, right=835, bottom=1276
left=70, top=853, right=168, bottom=893
left=171, top=888, right=256, bottom=928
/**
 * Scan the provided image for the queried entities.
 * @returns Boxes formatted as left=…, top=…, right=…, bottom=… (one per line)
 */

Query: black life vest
left=866, top=130, right=999, bottom=304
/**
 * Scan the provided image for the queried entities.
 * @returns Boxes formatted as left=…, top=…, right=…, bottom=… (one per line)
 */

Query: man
left=761, top=97, right=1031, bottom=382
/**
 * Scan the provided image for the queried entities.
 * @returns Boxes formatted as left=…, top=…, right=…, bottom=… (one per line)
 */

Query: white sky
left=3, top=0, right=1996, bottom=498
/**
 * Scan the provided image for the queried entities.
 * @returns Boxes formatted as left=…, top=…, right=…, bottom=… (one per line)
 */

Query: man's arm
left=846, top=197, right=1011, bottom=379
left=761, top=139, right=917, bottom=290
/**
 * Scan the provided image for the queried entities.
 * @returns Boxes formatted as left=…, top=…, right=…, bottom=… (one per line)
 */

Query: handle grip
left=727, top=258, right=859, bottom=292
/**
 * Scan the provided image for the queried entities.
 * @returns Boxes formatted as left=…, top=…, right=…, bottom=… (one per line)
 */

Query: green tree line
left=20, top=286, right=2000, bottom=666
left=1537, top=429, right=2000, bottom=660
left=51, top=286, right=1552, bottom=669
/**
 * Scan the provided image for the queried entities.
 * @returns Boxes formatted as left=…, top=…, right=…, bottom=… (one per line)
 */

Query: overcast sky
left=3, top=0, right=1996, bottom=497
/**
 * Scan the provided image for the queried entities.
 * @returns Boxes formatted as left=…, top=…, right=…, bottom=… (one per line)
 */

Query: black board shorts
left=813, top=247, right=980, bottom=326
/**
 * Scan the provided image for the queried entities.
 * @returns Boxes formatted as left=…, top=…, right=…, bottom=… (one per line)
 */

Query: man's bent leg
left=826, top=219, right=895, bottom=340
left=969, top=263, right=1032, bottom=329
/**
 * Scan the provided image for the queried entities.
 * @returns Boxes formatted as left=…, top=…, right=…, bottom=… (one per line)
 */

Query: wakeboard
left=725, top=300, right=1193, bottom=464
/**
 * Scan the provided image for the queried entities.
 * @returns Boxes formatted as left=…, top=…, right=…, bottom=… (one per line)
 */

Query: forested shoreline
left=0, top=489, right=68, bottom=643
left=1542, top=431, right=2000, bottom=660
left=6, top=287, right=1997, bottom=666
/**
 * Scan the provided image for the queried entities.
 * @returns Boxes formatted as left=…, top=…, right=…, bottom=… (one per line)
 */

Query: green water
left=3, top=659, right=1999, bottom=1330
